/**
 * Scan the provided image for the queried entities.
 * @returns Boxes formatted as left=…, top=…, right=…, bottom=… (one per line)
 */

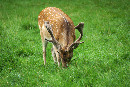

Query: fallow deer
left=38, top=7, right=84, bottom=67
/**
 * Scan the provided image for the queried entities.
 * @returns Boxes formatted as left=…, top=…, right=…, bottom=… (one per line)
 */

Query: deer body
left=38, top=7, right=84, bottom=67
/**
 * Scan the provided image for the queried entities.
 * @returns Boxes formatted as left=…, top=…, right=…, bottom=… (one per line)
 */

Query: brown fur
left=38, top=7, right=84, bottom=67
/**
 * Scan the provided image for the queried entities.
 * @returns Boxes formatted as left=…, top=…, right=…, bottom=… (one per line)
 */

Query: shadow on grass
left=16, top=48, right=34, bottom=58
left=121, top=53, right=129, bottom=61
left=22, top=23, right=38, bottom=30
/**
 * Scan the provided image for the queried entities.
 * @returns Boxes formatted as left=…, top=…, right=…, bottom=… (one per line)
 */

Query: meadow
left=0, top=0, right=129, bottom=87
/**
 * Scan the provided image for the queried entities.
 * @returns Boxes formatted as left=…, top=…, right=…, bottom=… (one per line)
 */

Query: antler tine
left=75, top=22, right=84, bottom=41
left=68, top=22, right=84, bottom=51
left=68, top=40, right=84, bottom=50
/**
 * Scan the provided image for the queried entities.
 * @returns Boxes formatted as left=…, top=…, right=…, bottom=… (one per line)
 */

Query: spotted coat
left=38, top=7, right=76, bottom=47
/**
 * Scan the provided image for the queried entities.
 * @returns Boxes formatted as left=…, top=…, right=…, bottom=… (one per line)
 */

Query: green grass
left=0, top=0, right=129, bottom=87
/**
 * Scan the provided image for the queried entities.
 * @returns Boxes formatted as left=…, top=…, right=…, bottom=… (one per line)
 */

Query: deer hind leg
left=51, top=45, right=57, bottom=63
left=53, top=46, right=61, bottom=67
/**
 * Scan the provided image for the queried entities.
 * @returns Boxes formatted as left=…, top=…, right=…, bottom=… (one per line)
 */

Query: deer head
left=44, top=21, right=84, bottom=67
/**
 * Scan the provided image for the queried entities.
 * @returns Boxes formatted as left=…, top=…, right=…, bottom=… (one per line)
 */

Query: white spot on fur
left=49, top=12, right=51, bottom=14
left=56, top=26, right=58, bottom=28
left=61, top=33, right=63, bottom=35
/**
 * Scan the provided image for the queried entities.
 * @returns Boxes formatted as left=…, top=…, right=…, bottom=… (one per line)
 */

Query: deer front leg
left=56, top=52, right=61, bottom=67
left=51, top=45, right=57, bottom=63
left=40, top=31, right=48, bottom=65
left=42, top=40, right=48, bottom=65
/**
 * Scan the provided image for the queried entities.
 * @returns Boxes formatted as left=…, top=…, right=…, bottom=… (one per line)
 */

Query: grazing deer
left=38, top=7, right=84, bottom=67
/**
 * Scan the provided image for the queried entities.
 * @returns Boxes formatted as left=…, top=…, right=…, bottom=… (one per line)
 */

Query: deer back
left=38, top=7, right=76, bottom=48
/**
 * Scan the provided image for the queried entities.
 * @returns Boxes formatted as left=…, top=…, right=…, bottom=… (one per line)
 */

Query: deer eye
left=63, top=51, right=67, bottom=56
left=63, top=53, right=66, bottom=57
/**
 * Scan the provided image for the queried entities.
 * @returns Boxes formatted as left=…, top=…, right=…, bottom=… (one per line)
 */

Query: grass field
left=0, top=0, right=129, bottom=87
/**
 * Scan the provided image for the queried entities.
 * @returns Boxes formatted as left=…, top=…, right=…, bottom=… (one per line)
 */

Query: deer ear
left=44, top=21, right=51, bottom=29
left=44, top=21, right=61, bottom=50
left=44, top=21, right=49, bottom=24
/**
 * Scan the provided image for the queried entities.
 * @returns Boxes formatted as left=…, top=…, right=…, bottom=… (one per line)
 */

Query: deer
left=38, top=7, right=84, bottom=67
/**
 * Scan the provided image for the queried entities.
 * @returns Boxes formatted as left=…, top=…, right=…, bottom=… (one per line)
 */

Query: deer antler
left=68, top=22, right=84, bottom=50
left=44, top=21, right=61, bottom=49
